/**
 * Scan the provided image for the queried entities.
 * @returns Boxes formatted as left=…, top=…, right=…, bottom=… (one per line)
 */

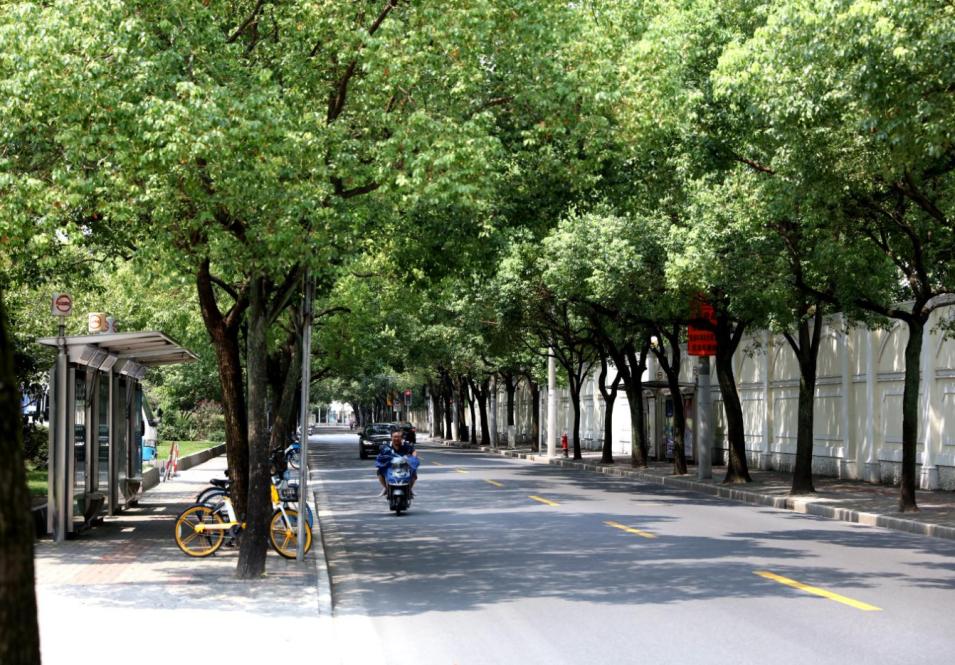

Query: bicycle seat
left=210, top=478, right=231, bottom=489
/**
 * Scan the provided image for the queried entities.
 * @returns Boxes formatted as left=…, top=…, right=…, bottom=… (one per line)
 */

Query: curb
left=433, top=440, right=955, bottom=542
left=311, top=488, right=334, bottom=619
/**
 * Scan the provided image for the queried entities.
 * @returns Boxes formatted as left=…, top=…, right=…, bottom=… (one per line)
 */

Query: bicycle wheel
left=286, top=447, right=301, bottom=470
left=283, top=501, right=314, bottom=528
left=196, top=487, right=227, bottom=505
left=174, top=505, right=225, bottom=557
left=269, top=508, right=312, bottom=559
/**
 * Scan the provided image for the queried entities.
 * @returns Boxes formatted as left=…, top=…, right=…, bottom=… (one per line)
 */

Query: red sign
left=52, top=293, right=73, bottom=316
left=688, top=298, right=717, bottom=357
left=404, top=389, right=412, bottom=397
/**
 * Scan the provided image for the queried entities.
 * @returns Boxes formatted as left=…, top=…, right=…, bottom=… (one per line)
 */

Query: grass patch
left=26, top=463, right=47, bottom=497
left=156, top=440, right=223, bottom=462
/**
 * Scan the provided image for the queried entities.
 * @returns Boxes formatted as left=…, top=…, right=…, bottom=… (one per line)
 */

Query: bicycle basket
left=278, top=483, right=300, bottom=502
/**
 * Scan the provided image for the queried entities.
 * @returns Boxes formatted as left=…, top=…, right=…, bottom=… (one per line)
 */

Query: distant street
left=309, top=432, right=955, bottom=665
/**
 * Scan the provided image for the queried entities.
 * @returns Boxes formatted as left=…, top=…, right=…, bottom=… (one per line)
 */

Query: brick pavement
left=33, top=455, right=322, bottom=665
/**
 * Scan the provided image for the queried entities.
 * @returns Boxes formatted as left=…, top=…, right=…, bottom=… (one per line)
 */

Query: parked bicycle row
left=173, top=446, right=312, bottom=559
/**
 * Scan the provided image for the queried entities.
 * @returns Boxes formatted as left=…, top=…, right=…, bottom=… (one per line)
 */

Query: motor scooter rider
left=376, top=430, right=418, bottom=497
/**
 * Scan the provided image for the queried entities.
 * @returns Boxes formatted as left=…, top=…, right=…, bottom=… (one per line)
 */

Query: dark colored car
left=398, top=421, right=416, bottom=444
left=359, top=423, right=397, bottom=459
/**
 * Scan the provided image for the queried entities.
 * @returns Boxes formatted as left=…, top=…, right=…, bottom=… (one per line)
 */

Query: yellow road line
left=528, top=495, right=558, bottom=506
left=754, top=571, right=882, bottom=611
left=604, top=520, right=656, bottom=539
left=454, top=468, right=469, bottom=474
left=431, top=461, right=444, bottom=466
left=484, top=479, right=504, bottom=488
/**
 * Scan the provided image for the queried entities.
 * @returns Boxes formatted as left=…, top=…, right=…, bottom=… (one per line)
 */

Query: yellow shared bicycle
left=173, top=483, right=312, bottom=559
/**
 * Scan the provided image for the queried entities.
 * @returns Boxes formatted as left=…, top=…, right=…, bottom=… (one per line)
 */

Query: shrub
left=22, top=424, right=49, bottom=464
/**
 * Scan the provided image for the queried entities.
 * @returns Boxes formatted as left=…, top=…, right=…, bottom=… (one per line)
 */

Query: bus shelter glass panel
left=129, top=384, right=143, bottom=479
left=97, top=375, right=109, bottom=492
left=73, top=368, right=86, bottom=516
left=114, top=377, right=128, bottom=501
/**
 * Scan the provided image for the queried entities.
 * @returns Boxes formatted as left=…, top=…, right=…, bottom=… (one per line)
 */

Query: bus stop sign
left=52, top=293, right=73, bottom=317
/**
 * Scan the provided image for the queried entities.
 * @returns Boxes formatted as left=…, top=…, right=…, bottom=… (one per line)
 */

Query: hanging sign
left=687, top=298, right=717, bottom=357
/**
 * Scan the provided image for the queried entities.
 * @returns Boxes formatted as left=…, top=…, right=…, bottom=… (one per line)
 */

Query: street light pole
left=296, top=273, right=313, bottom=562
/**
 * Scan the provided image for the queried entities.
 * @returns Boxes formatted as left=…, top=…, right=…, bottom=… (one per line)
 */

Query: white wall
left=465, top=306, right=955, bottom=490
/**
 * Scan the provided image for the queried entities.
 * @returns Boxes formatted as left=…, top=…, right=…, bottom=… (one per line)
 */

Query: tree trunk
left=529, top=378, right=541, bottom=452
left=196, top=260, right=249, bottom=518
left=456, top=376, right=469, bottom=442
left=467, top=380, right=478, bottom=445
left=788, top=307, right=823, bottom=495
left=601, top=390, right=617, bottom=464
left=476, top=379, right=491, bottom=446
left=655, top=326, right=687, bottom=475
left=431, top=384, right=444, bottom=439
left=237, top=275, right=272, bottom=579
left=569, top=381, right=582, bottom=459
left=597, top=357, right=620, bottom=465
left=0, top=292, right=41, bottom=665
left=715, top=317, right=751, bottom=483
left=212, top=330, right=249, bottom=517
left=269, top=332, right=302, bottom=453
left=900, top=317, right=924, bottom=512
left=622, top=341, right=651, bottom=468
left=443, top=383, right=453, bottom=440
left=504, top=372, right=516, bottom=427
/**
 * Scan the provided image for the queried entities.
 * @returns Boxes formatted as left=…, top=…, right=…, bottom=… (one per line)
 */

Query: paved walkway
left=33, top=455, right=323, bottom=665
left=429, top=439, right=955, bottom=540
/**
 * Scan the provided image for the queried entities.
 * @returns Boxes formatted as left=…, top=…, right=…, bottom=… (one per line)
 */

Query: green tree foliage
left=714, top=0, right=955, bottom=508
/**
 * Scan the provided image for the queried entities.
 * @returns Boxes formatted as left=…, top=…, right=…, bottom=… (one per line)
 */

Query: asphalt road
left=308, top=433, right=955, bottom=665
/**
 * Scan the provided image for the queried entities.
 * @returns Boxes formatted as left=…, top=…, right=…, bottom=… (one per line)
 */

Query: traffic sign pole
left=696, top=356, right=712, bottom=480
left=297, top=274, right=313, bottom=563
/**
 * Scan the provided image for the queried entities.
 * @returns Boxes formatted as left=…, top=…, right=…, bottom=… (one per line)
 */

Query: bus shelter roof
left=36, top=331, right=197, bottom=367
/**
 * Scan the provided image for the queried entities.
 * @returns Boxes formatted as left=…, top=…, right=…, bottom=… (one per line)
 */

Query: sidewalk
left=33, top=455, right=323, bottom=665
left=427, top=438, right=955, bottom=541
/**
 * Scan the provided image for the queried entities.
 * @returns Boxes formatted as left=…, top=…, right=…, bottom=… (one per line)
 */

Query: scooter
left=384, top=455, right=416, bottom=516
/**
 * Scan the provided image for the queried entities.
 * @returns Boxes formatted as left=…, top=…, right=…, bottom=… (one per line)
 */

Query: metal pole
left=547, top=349, right=557, bottom=459
left=489, top=376, right=498, bottom=448
left=696, top=355, right=712, bottom=480
left=296, top=274, right=313, bottom=562
left=54, top=322, right=68, bottom=542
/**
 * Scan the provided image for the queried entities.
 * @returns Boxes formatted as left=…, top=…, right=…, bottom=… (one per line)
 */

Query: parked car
left=359, top=422, right=398, bottom=459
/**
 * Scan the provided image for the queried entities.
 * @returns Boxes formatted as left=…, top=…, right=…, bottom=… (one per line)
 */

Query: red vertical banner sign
left=688, top=297, right=717, bottom=357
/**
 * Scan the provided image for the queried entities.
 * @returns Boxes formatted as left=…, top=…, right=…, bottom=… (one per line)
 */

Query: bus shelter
left=35, top=331, right=196, bottom=542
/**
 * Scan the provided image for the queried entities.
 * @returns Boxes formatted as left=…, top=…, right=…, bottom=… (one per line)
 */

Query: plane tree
left=715, top=0, right=955, bottom=509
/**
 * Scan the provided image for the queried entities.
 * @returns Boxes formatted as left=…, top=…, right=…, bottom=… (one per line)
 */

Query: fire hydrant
left=561, top=432, right=569, bottom=457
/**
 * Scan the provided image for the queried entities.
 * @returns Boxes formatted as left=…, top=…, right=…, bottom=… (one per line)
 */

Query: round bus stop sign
left=52, top=293, right=73, bottom=317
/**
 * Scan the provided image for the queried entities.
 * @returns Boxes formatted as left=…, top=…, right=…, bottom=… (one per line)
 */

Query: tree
left=0, top=290, right=41, bottom=665
left=716, top=0, right=955, bottom=509
left=596, top=354, right=623, bottom=465
left=4, top=0, right=587, bottom=575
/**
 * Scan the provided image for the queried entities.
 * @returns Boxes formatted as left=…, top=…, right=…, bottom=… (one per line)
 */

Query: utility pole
left=547, top=349, right=557, bottom=458
left=489, top=376, right=498, bottom=448
left=296, top=274, right=313, bottom=562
